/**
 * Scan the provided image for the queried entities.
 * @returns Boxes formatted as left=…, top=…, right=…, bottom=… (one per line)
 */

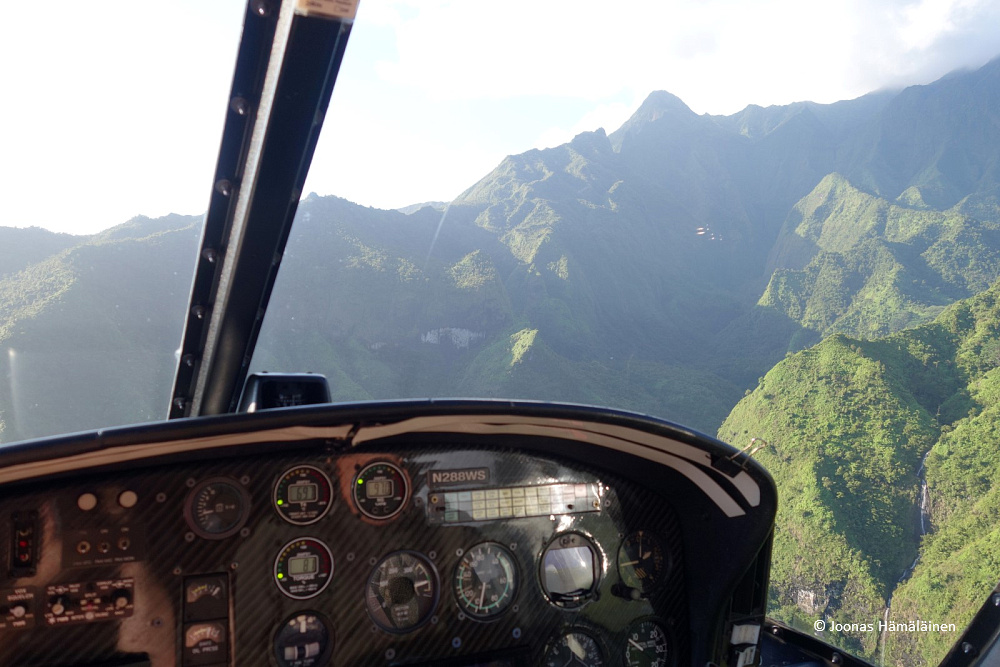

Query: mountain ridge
left=4, top=58, right=1000, bottom=667
left=6, top=57, right=1000, bottom=440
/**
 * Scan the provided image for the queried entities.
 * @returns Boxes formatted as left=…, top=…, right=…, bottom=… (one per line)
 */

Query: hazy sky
left=1, top=0, right=999, bottom=235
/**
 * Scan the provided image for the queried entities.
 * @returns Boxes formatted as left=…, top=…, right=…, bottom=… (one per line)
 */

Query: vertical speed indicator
left=624, top=619, right=671, bottom=667
left=274, top=466, right=333, bottom=525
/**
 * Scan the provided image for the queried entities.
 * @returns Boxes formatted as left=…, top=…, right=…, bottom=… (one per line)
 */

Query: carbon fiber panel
left=1, top=435, right=690, bottom=666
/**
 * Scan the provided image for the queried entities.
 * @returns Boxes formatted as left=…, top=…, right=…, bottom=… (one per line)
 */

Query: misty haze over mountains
left=4, top=56, right=1000, bottom=666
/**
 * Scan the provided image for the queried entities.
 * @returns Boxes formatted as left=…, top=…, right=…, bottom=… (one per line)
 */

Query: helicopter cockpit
left=3, top=2, right=1000, bottom=666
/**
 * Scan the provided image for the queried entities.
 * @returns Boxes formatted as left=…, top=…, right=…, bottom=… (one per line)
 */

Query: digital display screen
left=543, top=546, right=595, bottom=594
left=366, top=479, right=393, bottom=499
left=288, top=555, right=318, bottom=575
left=288, top=483, right=317, bottom=502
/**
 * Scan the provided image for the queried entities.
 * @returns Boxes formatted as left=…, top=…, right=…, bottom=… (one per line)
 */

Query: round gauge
left=365, top=550, right=438, bottom=633
left=274, top=538, right=334, bottom=600
left=274, top=465, right=333, bottom=525
left=617, top=531, right=668, bottom=595
left=540, top=532, right=601, bottom=609
left=544, top=630, right=604, bottom=666
left=624, top=619, right=671, bottom=667
left=454, top=542, right=518, bottom=619
left=353, top=462, right=408, bottom=520
left=273, top=612, right=334, bottom=667
left=184, top=477, right=250, bottom=540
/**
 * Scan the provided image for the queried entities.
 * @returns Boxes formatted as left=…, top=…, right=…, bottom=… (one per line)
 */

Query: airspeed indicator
left=453, top=542, right=518, bottom=619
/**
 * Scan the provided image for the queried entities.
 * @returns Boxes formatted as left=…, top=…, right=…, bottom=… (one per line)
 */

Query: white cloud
left=304, top=98, right=505, bottom=209
left=0, top=0, right=245, bottom=234
left=366, top=0, right=999, bottom=113
left=535, top=100, right=639, bottom=149
left=3, top=0, right=1000, bottom=232
left=898, top=0, right=965, bottom=50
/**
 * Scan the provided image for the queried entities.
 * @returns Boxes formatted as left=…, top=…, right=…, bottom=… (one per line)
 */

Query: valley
left=4, top=56, right=1000, bottom=667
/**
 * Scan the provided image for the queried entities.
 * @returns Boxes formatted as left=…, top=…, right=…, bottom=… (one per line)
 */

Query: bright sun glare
left=1, top=0, right=998, bottom=234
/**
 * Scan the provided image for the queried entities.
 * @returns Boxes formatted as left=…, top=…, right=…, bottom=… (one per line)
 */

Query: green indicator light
left=277, top=500, right=284, bottom=506
left=277, top=573, right=284, bottom=579
left=357, top=479, right=364, bottom=485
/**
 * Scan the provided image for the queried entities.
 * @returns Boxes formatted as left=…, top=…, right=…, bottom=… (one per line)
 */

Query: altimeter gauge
left=366, top=550, right=438, bottom=633
left=453, top=542, right=518, bottom=619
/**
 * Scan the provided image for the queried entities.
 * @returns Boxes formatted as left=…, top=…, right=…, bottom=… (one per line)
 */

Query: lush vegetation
left=760, top=174, right=1000, bottom=340
left=3, top=56, right=1000, bottom=667
left=723, top=280, right=1000, bottom=665
left=0, top=217, right=200, bottom=441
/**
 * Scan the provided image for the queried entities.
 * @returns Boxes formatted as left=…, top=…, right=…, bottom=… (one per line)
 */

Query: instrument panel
left=0, top=402, right=775, bottom=666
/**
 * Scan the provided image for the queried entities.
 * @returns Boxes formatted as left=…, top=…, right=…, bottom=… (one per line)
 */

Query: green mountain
left=2, top=53, right=1000, bottom=667
left=760, top=173, right=1000, bottom=338
left=5, top=58, right=1000, bottom=442
left=0, top=216, right=200, bottom=441
left=721, top=279, right=1000, bottom=665
left=842, top=58, right=1000, bottom=210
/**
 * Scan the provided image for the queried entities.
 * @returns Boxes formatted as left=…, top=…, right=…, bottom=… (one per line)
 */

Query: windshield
left=5, top=2, right=1000, bottom=666
left=0, top=0, right=246, bottom=439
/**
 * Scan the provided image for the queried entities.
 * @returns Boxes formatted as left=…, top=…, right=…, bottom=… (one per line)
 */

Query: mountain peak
left=609, top=91, right=700, bottom=151
left=636, top=90, right=695, bottom=117
left=569, top=127, right=612, bottom=154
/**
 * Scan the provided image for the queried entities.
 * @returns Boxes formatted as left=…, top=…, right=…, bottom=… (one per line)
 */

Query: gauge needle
left=621, top=559, right=640, bottom=566
left=568, top=636, right=585, bottom=660
left=478, top=582, right=487, bottom=609
left=629, top=638, right=644, bottom=652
